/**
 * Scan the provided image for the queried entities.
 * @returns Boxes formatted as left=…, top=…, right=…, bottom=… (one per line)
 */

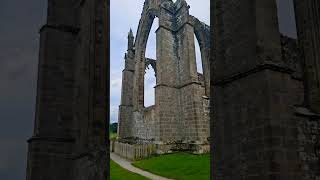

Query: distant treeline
left=109, top=123, right=118, bottom=134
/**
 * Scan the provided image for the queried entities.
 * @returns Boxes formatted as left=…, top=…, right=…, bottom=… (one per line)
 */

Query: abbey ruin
left=115, top=0, right=211, bottom=158
left=26, top=0, right=320, bottom=179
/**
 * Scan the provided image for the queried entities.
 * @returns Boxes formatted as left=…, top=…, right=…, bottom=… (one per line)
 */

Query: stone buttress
left=118, top=29, right=135, bottom=138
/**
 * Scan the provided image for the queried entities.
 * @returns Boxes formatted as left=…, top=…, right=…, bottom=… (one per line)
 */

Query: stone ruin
left=26, top=0, right=320, bottom=179
left=114, top=0, right=211, bottom=158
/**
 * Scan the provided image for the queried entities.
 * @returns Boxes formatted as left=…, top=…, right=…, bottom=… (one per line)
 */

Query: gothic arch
left=191, top=16, right=211, bottom=96
left=133, top=0, right=211, bottom=109
left=133, top=0, right=164, bottom=110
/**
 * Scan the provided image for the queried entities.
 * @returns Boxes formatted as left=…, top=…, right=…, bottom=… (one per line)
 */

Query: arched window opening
left=276, top=0, right=297, bottom=38
left=144, top=18, right=158, bottom=107
left=194, top=35, right=203, bottom=74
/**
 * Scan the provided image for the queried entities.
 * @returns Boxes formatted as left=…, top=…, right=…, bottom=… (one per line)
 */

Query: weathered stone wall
left=26, top=139, right=74, bottom=180
left=295, top=111, right=320, bottom=180
left=132, top=106, right=157, bottom=140
left=119, top=0, right=209, bottom=148
left=211, top=0, right=310, bottom=179
left=118, top=0, right=210, bottom=153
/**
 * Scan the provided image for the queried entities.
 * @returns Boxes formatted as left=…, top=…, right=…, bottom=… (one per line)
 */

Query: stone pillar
left=72, top=0, right=109, bottom=179
left=174, top=1, right=207, bottom=142
left=212, top=0, right=302, bottom=179
left=118, top=30, right=135, bottom=138
left=293, top=0, right=320, bottom=112
left=155, top=0, right=208, bottom=142
left=155, top=1, right=180, bottom=141
left=27, top=0, right=109, bottom=179
left=26, top=1, right=78, bottom=180
left=293, top=1, right=320, bottom=178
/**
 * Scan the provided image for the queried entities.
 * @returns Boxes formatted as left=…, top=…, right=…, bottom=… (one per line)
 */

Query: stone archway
left=191, top=16, right=211, bottom=96
left=132, top=0, right=161, bottom=111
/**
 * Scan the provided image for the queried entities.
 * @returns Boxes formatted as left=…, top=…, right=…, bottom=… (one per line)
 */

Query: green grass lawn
left=132, top=153, right=210, bottom=180
left=110, top=132, right=118, bottom=140
left=110, top=160, right=150, bottom=180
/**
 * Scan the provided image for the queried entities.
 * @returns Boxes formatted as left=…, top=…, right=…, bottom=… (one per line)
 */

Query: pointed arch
left=191, top=16, right=211, bottom=96
left=132, top=0, right=162, bottom=110
left=144, top=17, right=158, bottom=107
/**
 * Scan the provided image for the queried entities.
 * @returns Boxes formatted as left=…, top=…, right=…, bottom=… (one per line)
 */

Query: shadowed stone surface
left=26, top=0, right=109, bottom=180
left=211, top=0, right=320, bottom=179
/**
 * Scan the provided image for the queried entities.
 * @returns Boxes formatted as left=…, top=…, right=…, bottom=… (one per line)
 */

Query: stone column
left=26, top=1, right=78, bottom=180
left=155, top=0, right=208, bottom=143
left=72, top=0, right=109, bottom=179
left=155, top=1, right=180, bottom=142
left=294, top=0, right=320, bottom=112
left=212, top=0, right=302, bottom=179
left=174, top=1, right=207, bottom=142
left=293, top=1, right=320, bottom=178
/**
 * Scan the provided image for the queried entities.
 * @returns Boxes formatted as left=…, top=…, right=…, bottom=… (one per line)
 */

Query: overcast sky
left=0, top=0, right=47, bottom=179
left=0, top=0, right=296, bottom=179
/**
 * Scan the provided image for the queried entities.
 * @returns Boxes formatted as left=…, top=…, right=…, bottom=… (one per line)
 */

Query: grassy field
left=110, top=160, right=150, bottom=180
left=132, top=153, right=210, bottom=180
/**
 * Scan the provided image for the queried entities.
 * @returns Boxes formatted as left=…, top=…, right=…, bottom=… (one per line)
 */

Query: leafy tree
left=109, top=123, right=118, bottom=134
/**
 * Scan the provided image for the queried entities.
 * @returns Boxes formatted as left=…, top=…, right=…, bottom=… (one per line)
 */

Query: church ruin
left=26, top=0, right=320, bottom=179
left=114, top=0, right=210, bottom=159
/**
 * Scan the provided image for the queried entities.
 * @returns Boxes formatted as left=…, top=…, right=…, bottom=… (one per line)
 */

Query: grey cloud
left=0, top=0, right=46, bottom=179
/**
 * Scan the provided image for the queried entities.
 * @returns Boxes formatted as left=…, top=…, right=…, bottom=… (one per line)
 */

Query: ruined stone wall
left=132, top=106, right=157, bottom=140
left=295, top=112, right=320, bottom=180
left=118, top=0, right=210, bottom=150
